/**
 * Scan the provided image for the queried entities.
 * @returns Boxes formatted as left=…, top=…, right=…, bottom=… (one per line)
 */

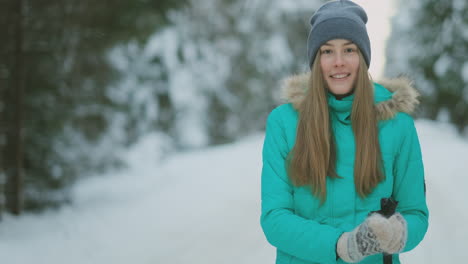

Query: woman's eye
left=321, top=49, right=332, bottom=54
left=345, top=48, right=356, bottom=53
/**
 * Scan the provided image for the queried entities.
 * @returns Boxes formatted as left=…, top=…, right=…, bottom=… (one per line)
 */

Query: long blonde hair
left=287, top=51, right=384, bottom=203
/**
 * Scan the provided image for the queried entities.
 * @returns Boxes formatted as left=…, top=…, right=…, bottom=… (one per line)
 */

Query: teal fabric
left=260, top=83, right=429, bottom=264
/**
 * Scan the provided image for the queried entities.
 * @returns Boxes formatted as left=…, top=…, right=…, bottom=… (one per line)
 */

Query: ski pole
left=377, top=198, right=398, bottom=264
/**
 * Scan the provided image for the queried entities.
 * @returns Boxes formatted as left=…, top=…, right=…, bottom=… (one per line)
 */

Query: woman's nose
left=334, top=53, right=345, bottom=67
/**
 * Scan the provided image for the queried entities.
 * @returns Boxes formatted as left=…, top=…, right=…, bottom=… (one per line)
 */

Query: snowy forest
left=1, top=0, right=320, bottom=214
left=385, top=0, right=468, bottom=131
left=0, top=0, right=467, bottom=262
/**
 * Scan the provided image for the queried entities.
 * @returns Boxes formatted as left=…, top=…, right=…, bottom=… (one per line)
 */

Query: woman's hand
left=336, top=213, right=407, bottom=263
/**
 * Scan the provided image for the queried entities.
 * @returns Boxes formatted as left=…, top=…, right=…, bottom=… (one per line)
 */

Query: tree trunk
left=0, top=64, right=5, bottom=221
left=6, top=0, right=25, bottom=215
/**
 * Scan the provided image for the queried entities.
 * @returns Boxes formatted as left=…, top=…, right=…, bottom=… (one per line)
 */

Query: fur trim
left=280, top=72, right=419, bottom=120
left=281, top=73, right=309, bottom=110
left=376, top=77, right=419, bottom=120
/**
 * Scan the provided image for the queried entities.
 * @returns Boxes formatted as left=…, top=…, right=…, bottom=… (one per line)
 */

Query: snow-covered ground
left=0, top=119, right=467, bottom=263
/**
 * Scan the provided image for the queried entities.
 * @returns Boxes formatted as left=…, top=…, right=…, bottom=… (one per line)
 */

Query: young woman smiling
left=319, top=40, right=360, bottom=99
left=260, top=1, right=429, bottom=263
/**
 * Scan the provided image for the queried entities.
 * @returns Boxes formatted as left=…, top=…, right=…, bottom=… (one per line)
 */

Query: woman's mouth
left=330, top=73, right=350, bottom=79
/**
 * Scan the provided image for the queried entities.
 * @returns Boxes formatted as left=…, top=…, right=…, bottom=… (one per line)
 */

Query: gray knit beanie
left=307, top=0, right=371, bottom=68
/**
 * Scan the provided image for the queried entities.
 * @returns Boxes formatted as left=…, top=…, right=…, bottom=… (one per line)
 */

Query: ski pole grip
left=379, top=197, right=398, bottom=218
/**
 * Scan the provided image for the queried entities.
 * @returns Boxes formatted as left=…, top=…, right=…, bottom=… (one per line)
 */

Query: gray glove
left=336, top=213, right=407, bottom=263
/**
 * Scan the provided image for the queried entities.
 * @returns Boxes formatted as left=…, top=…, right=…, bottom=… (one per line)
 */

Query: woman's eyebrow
left=322, top=41, right=355, bottom=47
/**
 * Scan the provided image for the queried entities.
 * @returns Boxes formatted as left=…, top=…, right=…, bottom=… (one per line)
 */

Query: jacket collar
left=280, top=72, right=420, bottom=121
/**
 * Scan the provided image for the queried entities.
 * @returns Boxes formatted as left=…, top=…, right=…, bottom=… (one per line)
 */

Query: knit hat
left=307, top=0, right=371, bottom=68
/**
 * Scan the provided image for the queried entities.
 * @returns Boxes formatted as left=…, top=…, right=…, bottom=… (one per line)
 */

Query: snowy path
left=400, top=121, right=468, bottom=263
left=0, top=120, right=467, bottom=263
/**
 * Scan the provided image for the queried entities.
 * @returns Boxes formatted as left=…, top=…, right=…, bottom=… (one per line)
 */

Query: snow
left=462, top=62, right=468, bottom=83
left=433, top=53, right=452, bottom=77
left=1, top=119, right=467, bottom=263
left=453, top=0, right=467, bottom=10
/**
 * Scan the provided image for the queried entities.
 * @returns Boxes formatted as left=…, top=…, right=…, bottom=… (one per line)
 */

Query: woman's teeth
left=331, top=74, right=349, bottom=79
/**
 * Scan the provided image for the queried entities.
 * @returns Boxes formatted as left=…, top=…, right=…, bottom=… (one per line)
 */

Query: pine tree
left=0, top=0, right=186, bottom=214
left=385, top=0, right=468, bottom=133
left=167, top=0, right=326, bottom=146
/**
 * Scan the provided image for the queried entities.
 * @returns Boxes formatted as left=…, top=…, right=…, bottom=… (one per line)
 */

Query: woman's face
left=319, top=39, right=360, bottom=98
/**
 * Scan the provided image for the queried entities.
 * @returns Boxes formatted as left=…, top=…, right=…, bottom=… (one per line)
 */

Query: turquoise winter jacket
left=260, top=74, right=429, bottom=264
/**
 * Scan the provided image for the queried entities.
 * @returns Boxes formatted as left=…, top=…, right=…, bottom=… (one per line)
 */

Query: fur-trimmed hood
left=281, top=72, right=419, bottom=120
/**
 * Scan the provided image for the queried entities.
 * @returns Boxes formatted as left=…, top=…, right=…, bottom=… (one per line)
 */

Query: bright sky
left=352, top=0, right=397, bottom=79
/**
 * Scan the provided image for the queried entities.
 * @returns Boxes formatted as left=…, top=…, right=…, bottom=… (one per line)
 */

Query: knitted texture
left=337, top=213, right=407, bottom=263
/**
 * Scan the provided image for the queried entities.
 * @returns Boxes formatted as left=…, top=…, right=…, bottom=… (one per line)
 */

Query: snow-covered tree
left=0, top=0, right=186, bottom=213
left=385, top=0, right=468, bottom=133
left=144, top=0, right=326, bottom=146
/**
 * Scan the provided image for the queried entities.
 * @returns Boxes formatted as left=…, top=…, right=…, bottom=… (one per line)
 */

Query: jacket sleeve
left=392, top=113, right=429, bottom=252
left=260, top=107, right=343, bottom=264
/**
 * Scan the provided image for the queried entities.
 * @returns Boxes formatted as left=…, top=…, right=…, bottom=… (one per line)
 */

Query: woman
left=260, top=1, right=429, bottom=263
